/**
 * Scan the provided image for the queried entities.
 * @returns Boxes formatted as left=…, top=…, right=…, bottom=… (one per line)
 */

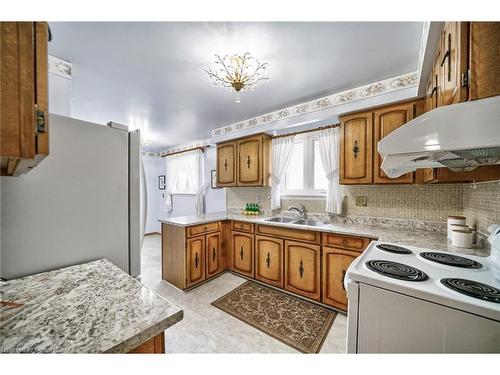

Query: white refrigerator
left=0, top=114, right=146, bottom=280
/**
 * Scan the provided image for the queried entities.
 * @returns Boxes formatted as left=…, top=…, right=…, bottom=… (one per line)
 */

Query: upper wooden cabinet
left=373, top=103, right=414, bottom=184
left=1, top=22, right=49, bottom=176
left=216, top=141, right=237, bottom=186
left=216, top=134, right=271, bottom=187
left=339, top=112, right=373, bottom=184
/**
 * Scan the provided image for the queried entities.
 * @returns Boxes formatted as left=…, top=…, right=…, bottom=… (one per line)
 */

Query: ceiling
left=48, top=22, right=424, bottom=151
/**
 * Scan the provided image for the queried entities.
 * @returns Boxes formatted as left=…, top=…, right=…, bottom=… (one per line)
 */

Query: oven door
left=356, top=283, right=500, bottom=353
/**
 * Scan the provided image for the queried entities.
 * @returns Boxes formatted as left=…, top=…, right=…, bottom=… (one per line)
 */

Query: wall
left=226, top=184, right=464, bottom=222
left=462, top=181, right=500, bottom=234
left=143, top=147, right=226, bottom=232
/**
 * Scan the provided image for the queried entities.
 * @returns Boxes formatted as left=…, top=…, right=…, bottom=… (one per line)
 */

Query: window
left=167, top=151, right=199, bottom=195
left=283, top=134, right=328, bottom=196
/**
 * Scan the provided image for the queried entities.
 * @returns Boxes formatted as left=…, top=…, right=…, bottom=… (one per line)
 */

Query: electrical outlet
left=256, top=195, right=262, bottom=204
left=355, top=196, right=367, bottom=206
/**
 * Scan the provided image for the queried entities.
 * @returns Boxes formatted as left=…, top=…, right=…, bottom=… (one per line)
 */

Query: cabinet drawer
left=187, top=221, right=221, bottom=237
left=322, top=233, right=370, bottom=252
left=256, top=224, right=320, bottom=244
left=231, top=221, right=254, bottom=233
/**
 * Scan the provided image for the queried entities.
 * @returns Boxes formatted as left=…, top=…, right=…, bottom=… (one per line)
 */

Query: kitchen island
left=0, top=259, right=183, bottom=353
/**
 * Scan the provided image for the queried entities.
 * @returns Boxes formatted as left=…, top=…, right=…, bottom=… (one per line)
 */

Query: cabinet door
left=186, top=236, right=205, bottom=288
left=231, top=231, right=254, bottom=277
left=373, top=103, right=414, bottom=184
left=217, top=142, right=236, bottom=186
left=284, top=240, right=321, bottom=301
left=255, top=235, right=284, bottom=288
left=441, top=22, right=468, bottom=106
left=206, top=232, right=223, bottom=278
left=469, top=22, right=500, bottom=100
left=340, top=112, right=373, bottom=184
left=237, top=136, right=262, bottom=186
left=322, top=247, right=360, bottom=311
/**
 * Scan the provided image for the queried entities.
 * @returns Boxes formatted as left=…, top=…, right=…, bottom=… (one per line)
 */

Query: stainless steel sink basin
left=292, top=219, right=326, bottom=227
left=265, top=217, right=297, bottom=223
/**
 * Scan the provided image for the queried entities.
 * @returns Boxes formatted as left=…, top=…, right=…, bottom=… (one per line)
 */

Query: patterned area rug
left=211, top=281, right=336, bottom=353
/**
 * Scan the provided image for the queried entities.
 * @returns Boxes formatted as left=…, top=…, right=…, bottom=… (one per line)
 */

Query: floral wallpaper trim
left=211, top=70, right=419, bottom=138
left=48, top=55, right=72, bottom=79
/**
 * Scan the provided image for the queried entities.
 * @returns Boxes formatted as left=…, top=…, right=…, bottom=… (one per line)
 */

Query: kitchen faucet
left=287, top=203, right=306, bottom=219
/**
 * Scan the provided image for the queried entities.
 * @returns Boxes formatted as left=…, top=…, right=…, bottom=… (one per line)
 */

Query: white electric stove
left=345, top=225, right=500, bottom=353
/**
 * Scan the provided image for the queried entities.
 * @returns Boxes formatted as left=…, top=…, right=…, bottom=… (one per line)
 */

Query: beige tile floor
left=140, top=234, right=347, bottom=353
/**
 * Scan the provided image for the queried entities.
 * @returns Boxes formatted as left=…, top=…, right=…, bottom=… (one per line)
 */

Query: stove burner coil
left=376, top=243, right=413, bottom=254
left=366, top=260, right=428, bottom=281
left=441, top=278, right=500, bottom=303
left=420, top=252, right=482, bottom=269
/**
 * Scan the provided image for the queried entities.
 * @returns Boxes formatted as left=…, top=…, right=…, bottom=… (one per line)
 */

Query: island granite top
left=159, top=212, right=489, bottom=257
left=0, top=259, right=183, bottom=353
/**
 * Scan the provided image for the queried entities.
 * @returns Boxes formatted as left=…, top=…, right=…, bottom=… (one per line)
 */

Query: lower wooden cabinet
left=129, top=332, right=165, bottom=354
left=206, top=232, right=224, bottom=278
left=255, top=235, right=284, bottom=288
left=284, top=240, right=321, bottom=301
left=186, top=236, right=205, bottom=288
left=231, top=231, right=254, bottom=277
left=322, top=247, right=361, bottom=311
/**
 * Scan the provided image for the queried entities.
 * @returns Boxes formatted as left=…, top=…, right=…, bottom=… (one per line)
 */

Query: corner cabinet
left=216, top=134, right=271, bottom=187
left=1, top=22, right=49, bottom=176
left=339, top=112, right=373, bottom=184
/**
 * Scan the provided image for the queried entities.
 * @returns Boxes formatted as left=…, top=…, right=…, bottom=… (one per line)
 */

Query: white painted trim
left=48, top=55, right=72, bottom=79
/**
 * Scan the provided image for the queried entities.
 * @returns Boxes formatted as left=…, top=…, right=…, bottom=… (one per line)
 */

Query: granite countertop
left=0, top=259, right=183, bottom=353
left=159, top=212, right=489, bottom=257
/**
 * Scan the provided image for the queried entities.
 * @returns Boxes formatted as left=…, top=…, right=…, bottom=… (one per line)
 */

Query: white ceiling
left=48, top=22, right=424, bottom=151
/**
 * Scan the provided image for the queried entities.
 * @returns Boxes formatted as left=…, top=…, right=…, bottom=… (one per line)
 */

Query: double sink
left=265, top=217, right=327, bottom=227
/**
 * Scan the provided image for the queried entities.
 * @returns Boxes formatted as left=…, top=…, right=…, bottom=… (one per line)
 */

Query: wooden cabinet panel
left=284, top=240, right=321, bottom=301
left=237, top=136, right=262, bottom=186
left=217, top=142, right=236, bottom=186
left=255, top=235, right=284, bottom=288
left=322, top=233, right=370, bottom=252
left=440, top=22, right=468, bottom=106
left=206, top=232, right=223, bottom=278
left=129, top=332, right=165, bottom=354
left=231, top=231, right=254, bottom=277
left=322, top=247, right=360, bottom=311
left=256, top=224, right=321, bottom=244
left=469, top=22, right=500, bottom=100
left=0, top=22, right=49, bottom=176
left=373, top=103, right=414, bottom=184
left=340, top=112, right=373, bottom=184
left=231, top=221, right=254, bottom=233
left=187, top=221, right=221, bottom=237
left=186, top=236, right=205, bottom=288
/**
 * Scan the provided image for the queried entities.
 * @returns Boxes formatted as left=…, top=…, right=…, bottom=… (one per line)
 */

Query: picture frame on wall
left=158, top=175, right=166, bottom=190
left=211, top=170, right=219, bottom=189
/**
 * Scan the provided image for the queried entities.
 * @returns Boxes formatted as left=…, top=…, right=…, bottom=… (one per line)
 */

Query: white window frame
left=282, top=133, right=327, bottom=197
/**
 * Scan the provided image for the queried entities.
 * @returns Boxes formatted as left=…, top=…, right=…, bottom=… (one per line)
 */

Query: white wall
left=142, top=147, right=226, bottom=232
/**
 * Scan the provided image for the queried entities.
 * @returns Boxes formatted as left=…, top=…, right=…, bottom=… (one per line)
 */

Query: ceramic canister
left=447, top=216, right=466, bottom=241
left=451, top=229, right=473, bottom=248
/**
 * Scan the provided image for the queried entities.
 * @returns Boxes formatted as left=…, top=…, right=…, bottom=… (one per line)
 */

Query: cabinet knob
left=212, top=247, right=216, bottom=262
left=246, top=155, right=251, bottom=168
left=240, top=246, right=244, bottom=260
left=224, top=158, right=228, bottom=171
left=352, top=140, right=359, bottom=159
left=342, top=238, right=348, bottom=246
left=341, top=270, right=346, bottom=291
left=195, top=252, right=199, bottom=268
left=299, top=260, right=304, bottom=278
left=266, top=252, right=271, bottom=268
left=440, top=33, right=452, bottom=82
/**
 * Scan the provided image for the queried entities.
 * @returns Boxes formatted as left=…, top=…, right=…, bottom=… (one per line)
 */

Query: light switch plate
left=355, top=196, right=367, bottom=206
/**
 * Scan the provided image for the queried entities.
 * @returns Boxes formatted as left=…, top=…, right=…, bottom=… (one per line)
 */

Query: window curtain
left=270, top=136, right=295, bottom=210
left=164, top=149, right=208, bottom=214
left=318, top=127, right=342, bottom=214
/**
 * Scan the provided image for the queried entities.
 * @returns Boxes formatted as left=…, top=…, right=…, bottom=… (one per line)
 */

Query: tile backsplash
left=463, top=181, right=500, bottom=234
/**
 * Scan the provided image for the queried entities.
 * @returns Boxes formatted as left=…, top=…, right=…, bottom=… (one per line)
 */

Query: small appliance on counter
left=344, top=227, right=500, bottom=353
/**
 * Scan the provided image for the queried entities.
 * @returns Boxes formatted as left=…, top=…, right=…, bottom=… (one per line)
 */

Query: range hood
left=378, top=95, right=500, bottom=178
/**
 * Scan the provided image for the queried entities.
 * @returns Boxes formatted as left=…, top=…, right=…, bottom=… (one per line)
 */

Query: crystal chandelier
left=205, top=53, right=269, bottom=101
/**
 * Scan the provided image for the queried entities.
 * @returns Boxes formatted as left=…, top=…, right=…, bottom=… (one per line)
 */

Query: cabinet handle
left=440, top=33, right=451, bottom=82
left=195, top=252, right=199, bottom=268
left=342, top=238, right=348, bottom=246
left=352, top=140, right=359, bottom=159
left=224, top=158, right=228, bottom=171
left=299, top=260, right=304, bottom=278
left=240, top=246, right=244, bottom=260
left=266, top=252, right=271, bottom=268
left=246, top=155, right=251, bottom=168
left=36, top=108, right=47, bottom=133
left=212, top=247, right=216, bottom=262
left=341, top=270, right=346, bottom=290
left=430, top=85, right=437, bottom=98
